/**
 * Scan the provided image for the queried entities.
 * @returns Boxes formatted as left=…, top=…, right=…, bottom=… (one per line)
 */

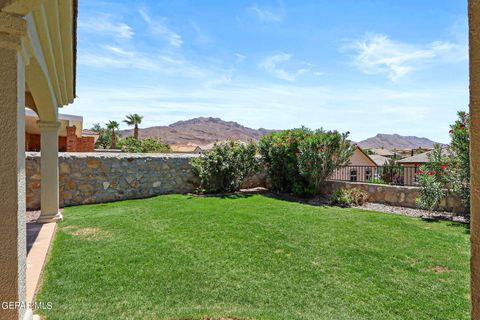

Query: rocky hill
left=121, top=117, right=274, bottom=146
left=357, top=133, right=440, bottom=150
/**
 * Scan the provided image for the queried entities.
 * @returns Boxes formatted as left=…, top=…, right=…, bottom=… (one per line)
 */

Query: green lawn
left=37, top=194, right=470, bottom=320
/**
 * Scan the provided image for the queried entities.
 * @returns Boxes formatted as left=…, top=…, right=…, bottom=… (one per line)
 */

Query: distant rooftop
left=370, top=148, right=395, bottom=157
left=369, top=154, right=390, bottom=166
left=397, top=148, right=451, bottom=164
left=170, top=144, right=202, bottom=153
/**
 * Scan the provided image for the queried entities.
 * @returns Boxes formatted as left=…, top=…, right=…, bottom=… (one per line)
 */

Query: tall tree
left=449, top=111, right=470, bottom=208
left=90, top=123, right=110, bottom=149
left=123, top=113, right=143, bottom=139
left=106, top=120, right=120, bottom=149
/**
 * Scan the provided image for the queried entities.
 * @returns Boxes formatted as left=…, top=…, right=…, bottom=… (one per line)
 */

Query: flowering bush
left=416, top=111, right=470, bottom=214
left=191, top=140, right=258, bottom=194
left=259, top=127, right=354, bottom=196
left=415, top=145, right=451, bottom=212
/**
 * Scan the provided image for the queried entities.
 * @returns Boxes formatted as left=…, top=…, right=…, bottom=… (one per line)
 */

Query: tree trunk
left=111, top=129, right=116, bottom=149
left=134, top=125, right=139, bottom=139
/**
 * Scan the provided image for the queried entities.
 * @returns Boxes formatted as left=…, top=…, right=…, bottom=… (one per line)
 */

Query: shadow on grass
left=186, top=190, right=261, bottom=200
left=187, top=188, right=329, bottom=205
left=447, top=222, right=471, bottom=234
left=261, top=192, right=330, bottom=207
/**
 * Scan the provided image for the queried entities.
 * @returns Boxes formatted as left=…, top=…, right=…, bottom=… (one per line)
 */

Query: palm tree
left=123, top=113, right=143, bottom=139
left=106, top=120, right=120, bottom=149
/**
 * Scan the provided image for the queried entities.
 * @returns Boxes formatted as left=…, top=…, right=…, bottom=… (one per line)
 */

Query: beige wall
left=0, top=47, right=27, bottom=320
left=349, top=148, right=376, bottom=166
left=469, top=1, right=480, bottom=318
left=400, top=164, right=419, bottom=186
left=25, top=110, right=83, bottom=137
left=331, top=148, right=377, bottom=182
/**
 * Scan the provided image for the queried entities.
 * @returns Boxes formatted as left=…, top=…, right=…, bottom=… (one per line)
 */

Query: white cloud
left=259, top=52, right=312, bottom=81
left=78, top=46, right=216, bottom=79
left=248, top=3, right=284, bottom=23
left=69, top=78, right=467, bottom=144
left=78, top=14, right=134, bottom=39
left=235, top=53, right=246, bottom=64
left=190, top=20, right=213, bottom=46
left=343, top=33, right=468, bottom=81
left=139, top=8, right=183, bottom=47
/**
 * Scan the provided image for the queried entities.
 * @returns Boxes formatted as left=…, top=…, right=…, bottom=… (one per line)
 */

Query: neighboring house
left=394, top=147, right=434, bottom=159
left=170, top=144, right=203, bottom=154
left=370, top=154, right=390, bottom=166
left=397, top=152, right=428, bottom=186
left=81, top=129, right=101, bottom=144
left=25, top=109, right=98, bottom=152
left=369, top=148, right=395, bottom=157
left=331, top=146, right=378, bottom=182
left=397, top=148, right=450, bottom=185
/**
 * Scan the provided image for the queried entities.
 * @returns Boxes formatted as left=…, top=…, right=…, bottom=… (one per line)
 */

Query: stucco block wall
left=26, top=152, right=200, bottom=209
left=321, top=180, right=466, bottom=214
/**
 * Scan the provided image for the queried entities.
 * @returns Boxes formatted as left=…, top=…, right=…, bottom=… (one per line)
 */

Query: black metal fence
left=330, top=165, right=419, bottom=186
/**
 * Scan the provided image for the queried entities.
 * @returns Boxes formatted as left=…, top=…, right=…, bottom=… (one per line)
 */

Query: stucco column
left=37, top=121, right=62, bottom=223
left=0, top=19, right=31, bottom=320
left=469, top=1, right=480, bottom=319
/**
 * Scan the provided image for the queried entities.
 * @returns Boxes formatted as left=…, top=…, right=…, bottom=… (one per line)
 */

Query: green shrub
left=297, top=130, right=355, bottom=193
left=330, top=189, right=353, bottom=207
left=259, top=127, right=354, bottom=196
left=119, top=136, right=142, bottom=152
left=330, top=188, right=369, bottom=207
left=90, top=123, right=121, bottom=149
left=191, top=140, right=258, bottom=194
left=367, top=177, right=386, bottom=184
left=120, top=137, right=171, bottom=153
left=140, top=138, right=171, bottom=153
left=259, top=127, right=313, bottom=195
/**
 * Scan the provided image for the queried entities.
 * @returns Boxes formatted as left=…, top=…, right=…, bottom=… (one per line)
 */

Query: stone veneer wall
left=320, top=180, right=466, bottom=214
left=26, top=152, right=200, bottom=210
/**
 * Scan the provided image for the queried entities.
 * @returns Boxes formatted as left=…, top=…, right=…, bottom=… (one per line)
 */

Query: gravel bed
left=355, top=202, right=469, bottom=224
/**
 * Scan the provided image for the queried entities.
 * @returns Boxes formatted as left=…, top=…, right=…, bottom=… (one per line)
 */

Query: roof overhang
left=1, top=0, right=77, bottom=121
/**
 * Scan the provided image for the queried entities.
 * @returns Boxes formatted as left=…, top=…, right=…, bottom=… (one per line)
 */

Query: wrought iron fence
left=330, top=165, right=419, bottom=186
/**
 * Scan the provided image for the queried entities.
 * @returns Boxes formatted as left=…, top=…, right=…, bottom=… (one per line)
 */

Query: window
left=350, top=169, right=357, bottom=182
left=365, top=168, right=372, bottom=181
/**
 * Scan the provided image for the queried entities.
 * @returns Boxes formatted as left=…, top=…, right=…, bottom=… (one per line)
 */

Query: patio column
left=37, top=121, right=63, bottom=223
left=469, top=0, right=480, bottom=319
left=0, top=15, right=31, bottom=320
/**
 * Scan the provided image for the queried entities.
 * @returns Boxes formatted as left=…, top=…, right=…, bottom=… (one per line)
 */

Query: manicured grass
left=37, top=194, right=470, bottom=320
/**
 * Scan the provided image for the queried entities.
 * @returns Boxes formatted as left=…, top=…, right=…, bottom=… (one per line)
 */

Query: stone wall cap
left=326, top=180, right=422, bottom=191
left=26, top=152, right=201, bottom=159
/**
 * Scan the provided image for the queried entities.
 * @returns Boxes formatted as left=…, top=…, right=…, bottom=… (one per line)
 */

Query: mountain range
left=121, top=117, right=274, bottom=146
left=121, top=117, right=440, bottom=149
left=356, top=133, right=440, bottom=150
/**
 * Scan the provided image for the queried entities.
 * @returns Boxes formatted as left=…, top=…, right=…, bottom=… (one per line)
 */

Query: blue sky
left=67, top=0, right=468, bottom=143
